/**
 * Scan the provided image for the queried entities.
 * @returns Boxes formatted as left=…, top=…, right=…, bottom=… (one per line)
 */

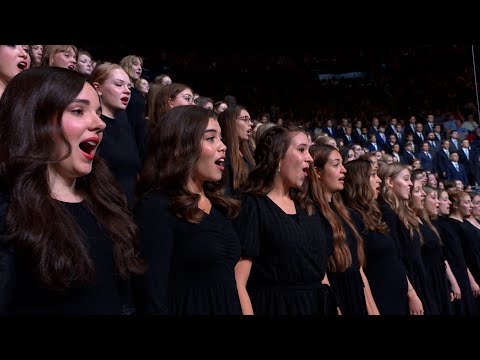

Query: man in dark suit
left=404, top=116, right=417, bottom=137
left=342, top=126, right=354, bottom=146
left=403, top=142, right=416, bottom=165
left=423, top=114, right=436, bottom=137
left=376, top=125, right=388, bottom=149
left=367, top=133, right=382, bottom=152
left=385, top=117, right=398, bottom=137
left=413, top=123, right=425, bottom=147
left=323, top=119, right=337, bottom=138
left=459, top=139, right=478, bottom=186
left=426, top=131, right=440, bottom=155
left=368, top=117, right=380, bottom=136
left=447, top=151, right=468, bottom=185
left=436, top=139, right=451, bottom=180
left=418, top=142, right=436, bottom=174
left=449, top=130, right=461, bottom=152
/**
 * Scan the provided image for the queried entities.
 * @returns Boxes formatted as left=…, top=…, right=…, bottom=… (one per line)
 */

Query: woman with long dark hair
left=342, top=158, right=407, bottom=314
left=134, top=106, right=243, bottom=315
left=0, top=66, right=144, bottom=314
left=234, top=127, right=337, bottom=315
left=308, top=145, right=378, bottom=315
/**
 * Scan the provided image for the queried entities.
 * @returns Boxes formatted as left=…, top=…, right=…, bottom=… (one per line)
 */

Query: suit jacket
left=436, top=149, right=451, bottom=179
left=423, top=122, right=436, bottom=137
left=368, top=142, right=382, bottom=152
left=403, top=151, right=416, bottom=165
left=323, top=127, right=337, bottom=138
left=418, top=151, right=436, bottom=173
left=446, top=162, right=468, bottom=184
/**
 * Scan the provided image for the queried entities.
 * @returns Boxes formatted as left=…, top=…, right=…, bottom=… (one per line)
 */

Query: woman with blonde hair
left=119, top=55, right=145, bottom=124
left=378, top=163, right=432, bottom=315
left=89, top=62, right=142, bottom=209
left=41, top=45, right=77, bottom=70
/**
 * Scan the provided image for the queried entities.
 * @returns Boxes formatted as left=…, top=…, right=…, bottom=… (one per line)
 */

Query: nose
left=219, top=140, right=227, bottom=152
left=19, top=47, right=28, bottom=58
left=93, top=114, right=106, bottom=132
left=306, top=152, right=313, bottom=163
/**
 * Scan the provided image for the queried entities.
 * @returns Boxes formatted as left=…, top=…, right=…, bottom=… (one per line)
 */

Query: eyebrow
left=71, top=99, right=91, bottom=105
left=205, top=129, right=218, bottom=134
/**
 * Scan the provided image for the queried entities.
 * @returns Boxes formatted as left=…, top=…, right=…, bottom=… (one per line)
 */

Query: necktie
left=430, top=141, right=436, bottom=148
left=426, top=152, right=431, bottom=159
left=465, top=150, right=469, bottom=160
left=454, top=162, right=459, bottom=171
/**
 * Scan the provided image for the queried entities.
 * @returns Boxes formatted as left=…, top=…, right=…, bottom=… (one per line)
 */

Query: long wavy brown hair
left=342, top=158, right=388, bottom=234
left=0, top=66, right=144, bottom=290
left=306, top=144, right=364, bottom=272
left=136, top=105, right=240, bottom=223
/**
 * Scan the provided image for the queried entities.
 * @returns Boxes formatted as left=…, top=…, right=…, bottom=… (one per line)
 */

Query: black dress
left=9, top=201, right=126, bottom=315
left=435, top=216, right=477, bottom=315
left=322, top=207, right=368, bottom=316
left=419, top=222, right=452, bottom=315
left=460, top=220, right=480, bottom=313
left=234, top=195, right=337, bottom=316
left=99, top=113, right=142, bottom=209
left=460, top=221, right=480, bottom=285
left=355, top=212, right=408, bottom=315
left=133, top=191, right=242, bottom=315
left=380, top=202, right=437, bottom=315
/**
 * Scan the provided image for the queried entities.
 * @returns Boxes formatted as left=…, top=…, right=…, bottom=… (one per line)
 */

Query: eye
left=71, top=108, right=84, bottom=115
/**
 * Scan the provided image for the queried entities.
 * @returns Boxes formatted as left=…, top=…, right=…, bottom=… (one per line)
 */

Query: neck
left=102, top=105, right=116, bottom=119
left=325, top=191, right=333, bottom=203
left=187, top=177, right=205, bottom=197
left=270, top=178, right=292, bottom=199
left=449, top=212, right=463, bottom=222
left=0, top=81, right=6, bottom=98
left=48, top=167, right=82, bottom=202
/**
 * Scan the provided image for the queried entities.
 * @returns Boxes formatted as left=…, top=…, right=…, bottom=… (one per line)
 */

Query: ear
left=386, top=176, right=394, bottom=188
left=169, top=97, right=174, bottom=108
left=92, top=82, right=101, bottom=95
left=314, top=167, right=321, bottom=180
